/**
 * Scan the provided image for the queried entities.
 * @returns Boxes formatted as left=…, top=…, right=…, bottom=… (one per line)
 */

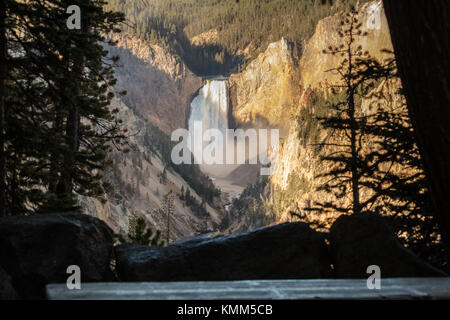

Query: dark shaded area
left=0, top=212, right=114, bottom=299
left=0, top=212, right=445, bottom=300
left=0, top=265, right=19, bottom=300
left=115, top=215, right=447, bottom=282
left=115, top=222, right=333, bottom=281
left=0, top=0, right=126, bottom=216
left=330, top=213, right=446, bottom=278
left=383, top=0, right=450, bottom=264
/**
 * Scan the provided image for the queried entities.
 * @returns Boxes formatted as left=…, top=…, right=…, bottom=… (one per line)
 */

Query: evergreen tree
left=0, top=0, right=6, bottom=217
left=313, top=8, right=373, bottom=215
left=161, top=190, right=174, bottom=245
left=180, top=185, right=185, bottom=200
left=364, top=82, right=443, bottom=265
left=117, top=215, right=165, bottom=246
left=104, top=0, right=367, bottom=75
left=0, top=0, right=126, bottom=215
left=162, top=168, right=167, bottom=184
left=310, top=7, right=445, bottom=268
left=41, top=0, right=126, bottom=212
left=2, top=0, right=67, bottom=214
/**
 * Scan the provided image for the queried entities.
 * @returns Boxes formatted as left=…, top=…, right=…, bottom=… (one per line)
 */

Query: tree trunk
left=383, top=0, right=450, bottom=260
left=347, top=20, right=360, bottom=215
left=349, top=92, right=360, bottom=215
left=63, top=96, right=80, bottom=195
left=60, top=16, right=87, bottom=198
left=0, top=1, right=7, bottom=217
left=49, top=112, right=63, bottom=194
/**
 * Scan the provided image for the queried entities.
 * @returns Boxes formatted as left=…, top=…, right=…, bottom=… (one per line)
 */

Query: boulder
left=0, top=265, right=19, bottom=300
left=115, top=222, right=333, bottom=281
left=0, top=212, right=114, bottom=299
left=330, top=213, right=447, bottom=278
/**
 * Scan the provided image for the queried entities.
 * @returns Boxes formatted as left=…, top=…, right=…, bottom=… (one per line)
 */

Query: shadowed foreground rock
left=0, top=265, right=19, bottom=300
left=115, top=222, right=333, bottom=281
left=0, top=212, right=114, bottom=299
left=330, top=213, right=447, bottom=278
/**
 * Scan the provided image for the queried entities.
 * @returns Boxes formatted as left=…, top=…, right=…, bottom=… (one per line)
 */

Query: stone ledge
left=47, top=278, right=450, bottom=300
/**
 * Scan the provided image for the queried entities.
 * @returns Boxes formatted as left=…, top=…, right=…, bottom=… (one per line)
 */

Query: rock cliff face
left=229, top=38, right=300, bottom=134
left=270, top=1, right=395, bottom=227
left=229, top=1, right=397, bottom=229
left=299, top=0, right=392, bottom=89
left=106, top=34, right=203, bottom=134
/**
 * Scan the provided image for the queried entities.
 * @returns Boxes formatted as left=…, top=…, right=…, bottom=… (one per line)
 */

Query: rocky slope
left=270, top=1, right=395, bottom=227
left=79, top=95, right=224, bottom=240
left=299, top=1, right=391, bottom=89
left=106, top=34, right=203, bottom=134
left=229, top=37, right=300, bottom=135
left=229, top=1, right=389, bottom=133
left=79, top=35, right=225, bottom=241
left=190, top=29, right=220, bottom=47
left=228, top=1, right=399, bottom=230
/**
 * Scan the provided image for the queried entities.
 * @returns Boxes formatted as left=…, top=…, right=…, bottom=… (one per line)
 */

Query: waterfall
left=188, top=80, right=229, bottom=161
left=189, top=80, right=228, bottom=133
left=186, top=78, right=269, bottom=200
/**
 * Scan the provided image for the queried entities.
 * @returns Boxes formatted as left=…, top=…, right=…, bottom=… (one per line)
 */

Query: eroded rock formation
left=106, top=34, right=203, bottom=134
left=229, top=37, right=300, bottom=135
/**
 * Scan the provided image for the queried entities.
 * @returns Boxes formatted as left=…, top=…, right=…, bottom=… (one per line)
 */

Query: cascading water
left=188, top=80, right=229, bottom=162
left=188, top=80, right=228, bottom=137
left=187, top=78, right=244, bottom=204
left=186, top=78, right=273, bottom=204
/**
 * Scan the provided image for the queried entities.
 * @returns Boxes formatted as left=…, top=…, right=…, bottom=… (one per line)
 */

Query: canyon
left=2, top=0, right=449, bottom=302
left=81, top=0, right=394, bottom=240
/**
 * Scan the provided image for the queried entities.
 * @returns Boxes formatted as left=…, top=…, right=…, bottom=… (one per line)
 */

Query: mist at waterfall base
left=187, top=80, right=238, bottom=180
left=186, top=80, right=275, bottom=198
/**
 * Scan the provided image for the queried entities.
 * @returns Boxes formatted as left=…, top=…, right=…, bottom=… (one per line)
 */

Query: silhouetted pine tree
left=313, top=7, right=374, bottom=215
left=2, top=0, right=67, bottom=215
left=310, top=7, right=445, bottom=268
left=0, top=0, right=126, bottom=215
left=40, top=0, right=127, bottom=212
left=355, top=56, right=444, bottom=267
left=0, top=0, right=6, bottom=217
